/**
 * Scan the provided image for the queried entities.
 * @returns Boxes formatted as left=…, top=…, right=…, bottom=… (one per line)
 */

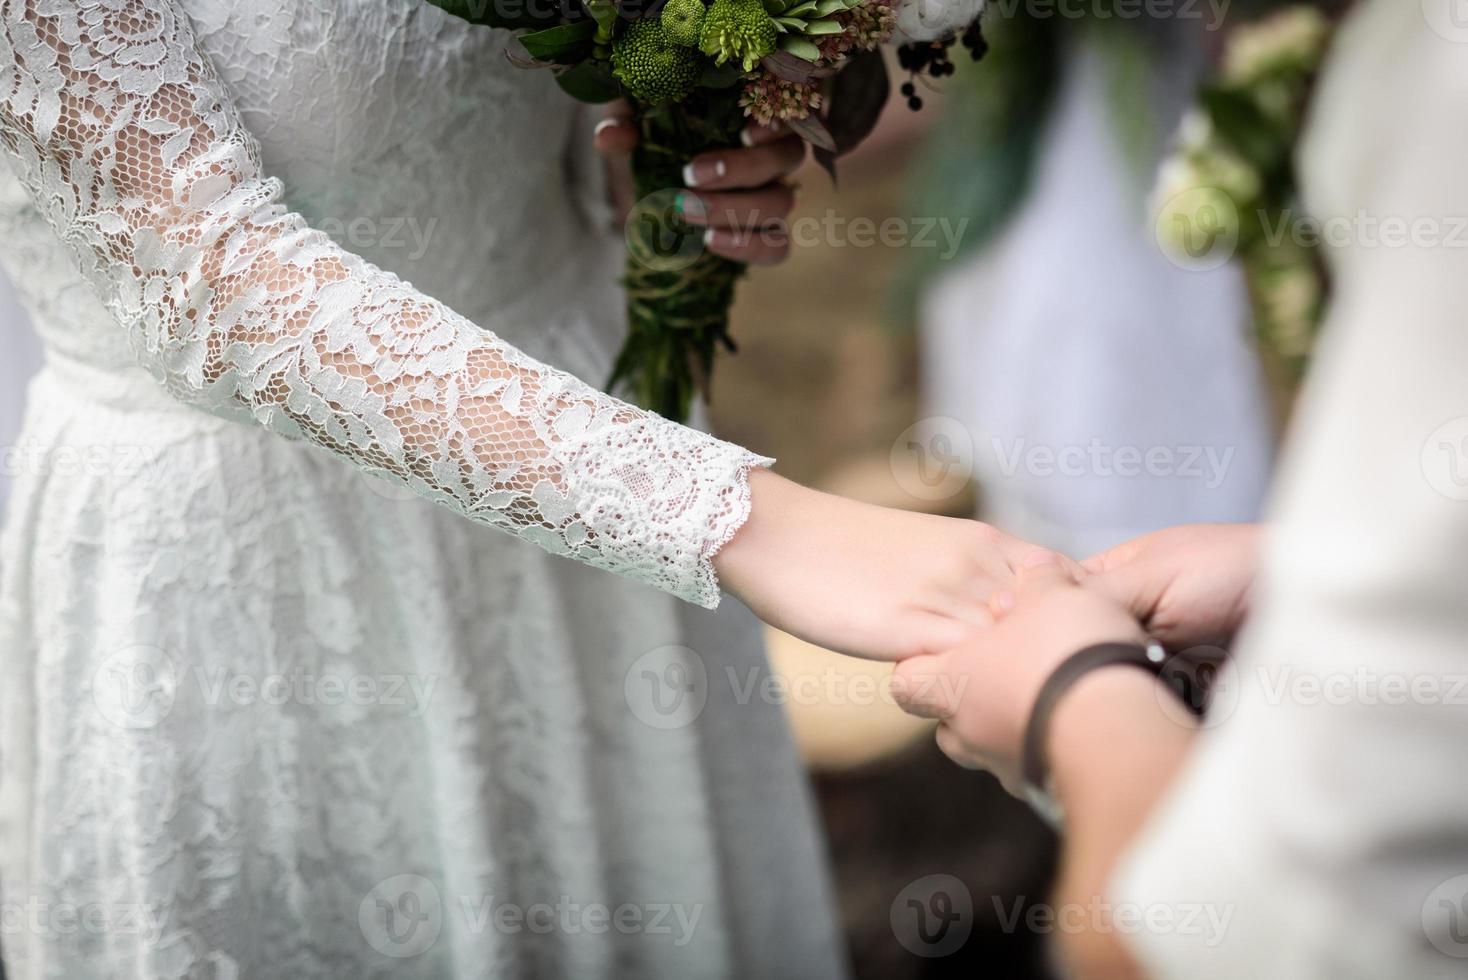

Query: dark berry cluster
left=895, top=19, right=986, bottom=111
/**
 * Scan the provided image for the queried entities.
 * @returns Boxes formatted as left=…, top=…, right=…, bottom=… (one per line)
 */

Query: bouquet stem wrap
left=611, top=95, right=749, bottom=421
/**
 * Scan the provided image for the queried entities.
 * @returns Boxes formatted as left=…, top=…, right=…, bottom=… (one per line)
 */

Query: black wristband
left=1020, top=641, right=1169, bottom=803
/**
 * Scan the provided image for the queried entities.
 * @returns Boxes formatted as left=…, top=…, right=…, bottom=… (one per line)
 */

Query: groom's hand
left=594, top=101, right=805, bottom=266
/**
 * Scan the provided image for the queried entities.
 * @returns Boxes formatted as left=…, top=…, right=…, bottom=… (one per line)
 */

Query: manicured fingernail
left=739, top=127, right=757, bottom=148
left=593, top=117, right=619, bottom=138
left=682, top=158, right=726, bottom=188
left=1024, top=550, right=1059, bottom=568
left=674, top=191, right=705, bottom=222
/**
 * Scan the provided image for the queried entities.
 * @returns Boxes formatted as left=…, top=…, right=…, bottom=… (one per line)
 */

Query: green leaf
left=555, top=60, right=621, bottom=102
left=813, top=0, right=846, bottom=13
left=422, top=0, right=560, bottom=31
left=786, top=1, right=820, bottom=15
left=778, top=37, right=822, bottom=60
left=802, top=18, right=843, bottom=34
left=773, top=16, right=807, bottom=30
left=519, top=20, right=596, bottom=63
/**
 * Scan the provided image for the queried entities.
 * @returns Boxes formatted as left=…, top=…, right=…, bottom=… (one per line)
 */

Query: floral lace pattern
left=0, top=0, right=768, bottom=610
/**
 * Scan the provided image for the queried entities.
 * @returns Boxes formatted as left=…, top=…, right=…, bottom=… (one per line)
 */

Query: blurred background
left=0, top=7, right=1303, bottom=977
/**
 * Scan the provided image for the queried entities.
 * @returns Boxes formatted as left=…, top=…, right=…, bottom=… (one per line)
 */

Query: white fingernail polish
left=593, top=118, right=618, bottom=137
left=739, top=128, right=756, bottom=148
left=682, top=163, right=699, bottom=187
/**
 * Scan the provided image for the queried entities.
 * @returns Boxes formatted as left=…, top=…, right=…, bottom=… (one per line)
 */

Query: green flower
left=660, top=0, right=707, bottom=47
left=699, top=0, right=777, bottom=72
left=613, top=18, right=705, bottom=104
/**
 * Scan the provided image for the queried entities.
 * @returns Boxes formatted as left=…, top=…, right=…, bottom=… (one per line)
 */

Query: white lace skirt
left=0, top=358, right=845, bottom=980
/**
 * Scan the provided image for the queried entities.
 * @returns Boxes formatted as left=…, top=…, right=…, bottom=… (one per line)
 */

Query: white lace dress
left=0, top=1, right=845, bottom=977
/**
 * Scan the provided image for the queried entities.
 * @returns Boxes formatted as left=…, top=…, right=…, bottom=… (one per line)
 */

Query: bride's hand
left=594, top=101, right=804, bottom=266
left=713, top=469, right=1075, bottom=661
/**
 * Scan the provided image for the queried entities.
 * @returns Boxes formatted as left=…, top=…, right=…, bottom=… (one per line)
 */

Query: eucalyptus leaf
left=556, top=60, right=621, bottom=102
left=761, top=49, right=835, bottom=81
left=519, top=20, right=596, bottom=63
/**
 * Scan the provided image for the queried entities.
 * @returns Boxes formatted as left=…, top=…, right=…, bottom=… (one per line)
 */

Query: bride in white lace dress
left=0, top=1, right=1040, bottom=977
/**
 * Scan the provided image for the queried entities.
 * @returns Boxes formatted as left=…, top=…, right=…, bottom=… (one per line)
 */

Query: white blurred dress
left=0, top=2, right=843, bottom=978
left=923, top=34, right=1274, bottom=557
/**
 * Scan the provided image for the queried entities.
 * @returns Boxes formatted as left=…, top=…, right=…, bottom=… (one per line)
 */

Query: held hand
left=594, top=101, right=805, bottom=266
left=892, top=555, right=1146, bottom=789
left=713, top=470, right=1076, bottom=663
left=1082, top=523, right=1262, bottom=650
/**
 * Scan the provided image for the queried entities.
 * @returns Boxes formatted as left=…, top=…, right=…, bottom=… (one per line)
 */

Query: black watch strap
left=1021, top=641, right=1169, bottom=803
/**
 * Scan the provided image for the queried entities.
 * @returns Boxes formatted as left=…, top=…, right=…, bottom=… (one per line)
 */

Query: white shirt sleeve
left=1110, top=3, right=1468, bottom=977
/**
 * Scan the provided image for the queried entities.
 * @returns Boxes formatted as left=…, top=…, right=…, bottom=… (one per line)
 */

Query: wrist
left=712, top=468, right=805, bottom=605
left=1048, top=664, right=1197, bottom=806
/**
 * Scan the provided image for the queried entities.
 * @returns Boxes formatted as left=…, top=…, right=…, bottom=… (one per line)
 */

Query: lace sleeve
left=0, top=0, right=770, bottom=608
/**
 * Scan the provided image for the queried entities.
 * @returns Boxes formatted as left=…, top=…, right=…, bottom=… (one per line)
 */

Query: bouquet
left=425, top=0, right=988, bottom=419
left=1152, top=6, right=1335, bottom=382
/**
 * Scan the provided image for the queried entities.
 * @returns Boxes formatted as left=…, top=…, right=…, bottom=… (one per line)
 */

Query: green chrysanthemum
left=699, top=0, right=777, bottom=72
left=660, top=0, right=706, bottom=47
left=613, top=18, right=705, bottom=104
